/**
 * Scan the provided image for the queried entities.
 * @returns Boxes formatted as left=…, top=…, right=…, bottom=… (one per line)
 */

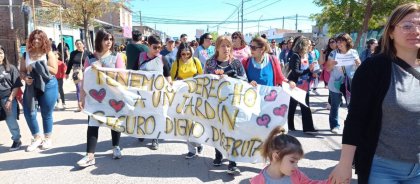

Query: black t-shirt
left=0, top=65, right=23, bottom=98
left=216, top=60, right=236, bottom=78
left=66, top=50, right=92, bottom=74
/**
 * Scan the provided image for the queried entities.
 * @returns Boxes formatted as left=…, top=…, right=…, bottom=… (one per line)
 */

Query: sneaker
left=26, top=138, right=43, bottom=152
left=74, top=108, right=82, bottom=112
left=112, top=146, right=122, bottom=159
left=54, top=103, right=59, bottom=110
left=227, top=166, right=241, bottom=175
left=213, top=158, right=222, bottom=166
left=41, top=138, right=52, bottom=150
left=61, top=104, right=66, bottom=110
left=151, top=139, right=159, bottom=150
left=77, top=155, right=95, bottom=167
left=138, top=138, right=145, bottom=142
left=185, top=152, right=197, bottom=159
left=197, top=145, right=203, bottom=154
left=331, top=127, right=340, bottom=134
left=9, top=140, right=22, bottom=151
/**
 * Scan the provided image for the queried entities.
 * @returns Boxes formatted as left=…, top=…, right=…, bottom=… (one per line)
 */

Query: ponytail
left=261, top=126, right=303, bottom=162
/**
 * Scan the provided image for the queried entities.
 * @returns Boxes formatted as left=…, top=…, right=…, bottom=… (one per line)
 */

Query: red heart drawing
left=256, top=114, right=271, bottom=128
left=273, top=104, right=288, bottom=117
left=89, top=88, right=106, bottom=103
left=109, top=99, right=125, bottom=113
left=264, top=90, right=277, bottom=101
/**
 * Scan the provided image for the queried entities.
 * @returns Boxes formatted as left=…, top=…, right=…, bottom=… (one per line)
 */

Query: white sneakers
left=26, top=138, right=53, bottom=152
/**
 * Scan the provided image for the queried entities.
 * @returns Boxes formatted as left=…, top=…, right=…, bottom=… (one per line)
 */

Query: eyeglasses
left=232, top=36, right=239, bottom=39
left=396, top=22, right=420, bottom=34
left=181, top=52, right=191, bottom=56
left=250, top=45, right=262, bottom=51
left=205, top=37, right=213, bottom=40
left=152, top=45, right=162, bottom=50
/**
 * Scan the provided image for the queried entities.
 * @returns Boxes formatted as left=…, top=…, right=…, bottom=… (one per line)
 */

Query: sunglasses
left=329, top=40, right=336, bottom=44
left=181, top=52, right=191, bottom=56
left=152, top=45, right=162, bottom=50
left=205, top=37, right=213, bottom=40
left=250, top=45, right=262, bottom=51
left=232, top=36, right=239, bottom=39
left=103, top=38, right=113, bottom=41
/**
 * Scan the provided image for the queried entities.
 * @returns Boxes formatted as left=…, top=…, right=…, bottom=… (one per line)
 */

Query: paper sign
left=335, top=53, right=356, bottom=66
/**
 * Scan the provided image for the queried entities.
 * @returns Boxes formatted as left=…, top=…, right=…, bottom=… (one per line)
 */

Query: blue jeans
left=369, top=155, right=420, bottom=184
left=329, top=90, right=342, bottom=130
left=1, top=96, right=20, bottom=141
left=23, top=78, right=58, bottom=136
left=76, top=82, right=80, bottom=102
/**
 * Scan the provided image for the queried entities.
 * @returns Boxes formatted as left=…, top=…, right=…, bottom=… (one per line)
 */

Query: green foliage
left=210, top=31, right=218, bottom=42
left=311, top=0, right=414, bottom=35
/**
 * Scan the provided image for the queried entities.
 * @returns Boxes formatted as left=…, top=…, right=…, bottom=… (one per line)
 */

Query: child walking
left=55, top=52, right=67, bottom=110
left=251, top=126, right=330, bottom=184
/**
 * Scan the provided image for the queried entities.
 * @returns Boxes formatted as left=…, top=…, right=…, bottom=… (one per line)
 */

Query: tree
left=38, top=0, right=126, bottom=51
left=312, top=0, right=414, bottom=48
left=209, top=31, right=218, bottom=42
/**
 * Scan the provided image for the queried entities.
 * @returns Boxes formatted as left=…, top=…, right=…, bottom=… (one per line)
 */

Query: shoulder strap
left=392, top=58, right=420, bottom=80
left=174, top=60, right=180, bottom=80
left=80, top=51, right=84, bottom=69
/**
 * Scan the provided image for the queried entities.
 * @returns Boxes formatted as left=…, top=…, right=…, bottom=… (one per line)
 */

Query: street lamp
left=224, top=2, right=240, bottom=31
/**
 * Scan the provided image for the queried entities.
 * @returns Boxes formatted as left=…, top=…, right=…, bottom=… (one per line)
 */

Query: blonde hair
left=292, top=36, right=310, bottom=57
left=381, top=3, right=420, bottom=59
left=214, top=36, right=234, bottom=61
left=260, top=126, right=304, bottom=162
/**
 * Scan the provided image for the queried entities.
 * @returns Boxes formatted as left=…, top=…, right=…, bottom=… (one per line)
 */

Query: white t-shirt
left=328, top=49, right=360, bottom=93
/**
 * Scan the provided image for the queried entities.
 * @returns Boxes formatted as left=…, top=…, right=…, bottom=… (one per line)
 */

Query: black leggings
left=215, top=148, right=236, bottom=166
left=86, top=126, right=121, bottom=153
left=57, top=78, right=65, bottom=104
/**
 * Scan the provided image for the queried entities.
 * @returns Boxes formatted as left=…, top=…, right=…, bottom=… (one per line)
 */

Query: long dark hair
left=95, top=29, right=114, bottom=53
left=0, top=45, right=11, bottom=72
left=176, top=42, right=193, bottom=61
left=324, top=37, right=336, bottom=61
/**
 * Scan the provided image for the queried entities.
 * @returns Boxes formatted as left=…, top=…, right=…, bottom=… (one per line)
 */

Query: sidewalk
left=0, top=79, right=356, bottom=184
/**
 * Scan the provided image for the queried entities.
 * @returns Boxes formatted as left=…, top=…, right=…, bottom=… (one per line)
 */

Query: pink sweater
left=250, top=167, right=331, bottom=184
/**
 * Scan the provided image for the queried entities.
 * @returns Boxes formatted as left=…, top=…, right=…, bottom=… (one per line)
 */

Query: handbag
left=72, top=51, right=84, bottom=84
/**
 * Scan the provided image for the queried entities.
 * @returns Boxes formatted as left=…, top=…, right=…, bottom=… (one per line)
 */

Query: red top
left=250, top=167, right=331, bottom=184
left=55, top=60, right=67, bottom=79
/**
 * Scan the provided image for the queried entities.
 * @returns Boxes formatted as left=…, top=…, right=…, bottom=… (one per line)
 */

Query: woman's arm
left=47, top=51, right=58, bottom=75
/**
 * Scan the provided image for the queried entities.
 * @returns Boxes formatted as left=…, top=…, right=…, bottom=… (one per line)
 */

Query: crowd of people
left=0, top=2, right=418, bottom=183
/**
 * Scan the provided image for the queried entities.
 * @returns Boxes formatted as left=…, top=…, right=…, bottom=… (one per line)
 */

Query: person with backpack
left=203, top=36, right=247, bottom=175
left=325, top=33, right=361, bottom=134
left=77, top=30, right=125, bottom=167
left=171, top=42, right=204, bottom=159
left=136, top=35, right=172, bottom=150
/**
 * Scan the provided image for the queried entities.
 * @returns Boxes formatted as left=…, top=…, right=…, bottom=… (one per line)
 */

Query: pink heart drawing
left=89, top=88, right=106, bottom=103
left=273, top=104, right=288, bottom=117
left=256, top=114, right=271, bottom=128
left=109, top=99, right=125, bottom=113
left=264, top=90, right=277, bottom=102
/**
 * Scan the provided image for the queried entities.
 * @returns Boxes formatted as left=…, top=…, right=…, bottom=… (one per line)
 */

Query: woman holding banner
left=203, top=35, right=247, bottom=175
left=77, top=30, right=125, bottom=167
left=330, top=3, right=419, bottom=183
left=326, top=33, right=361, bottom=134
left=171, top=42, right=204, bottom=159
left=137, top=34, right=172, bottom=150
left=286, top=36, right=317, bottom=133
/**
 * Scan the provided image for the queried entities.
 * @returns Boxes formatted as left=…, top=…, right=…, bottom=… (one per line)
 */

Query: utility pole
left=237, top=9, right=239, bottom=31
left=32, top=0, right=36, bottom=29
left=9, top=0, right=13, bottom=29
left=241, top=0, right=244, bottom=33
left=282, top=16, right=284, bottom=29
left=207, top=25, right=209, bottom=32
left=139, top=11, right=142, bottom=28
left=295, top=14, right=298, bottom=31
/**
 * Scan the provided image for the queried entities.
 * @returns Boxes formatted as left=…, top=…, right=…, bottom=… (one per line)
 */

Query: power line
left=245, top=0, right=282, bottom=15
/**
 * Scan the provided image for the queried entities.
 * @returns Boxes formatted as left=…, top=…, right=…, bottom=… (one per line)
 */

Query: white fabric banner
left=83, top=66, right=294, bottom=163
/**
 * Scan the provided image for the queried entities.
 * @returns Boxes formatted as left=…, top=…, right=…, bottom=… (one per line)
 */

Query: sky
left=129, top=0, right=322, bottom=40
